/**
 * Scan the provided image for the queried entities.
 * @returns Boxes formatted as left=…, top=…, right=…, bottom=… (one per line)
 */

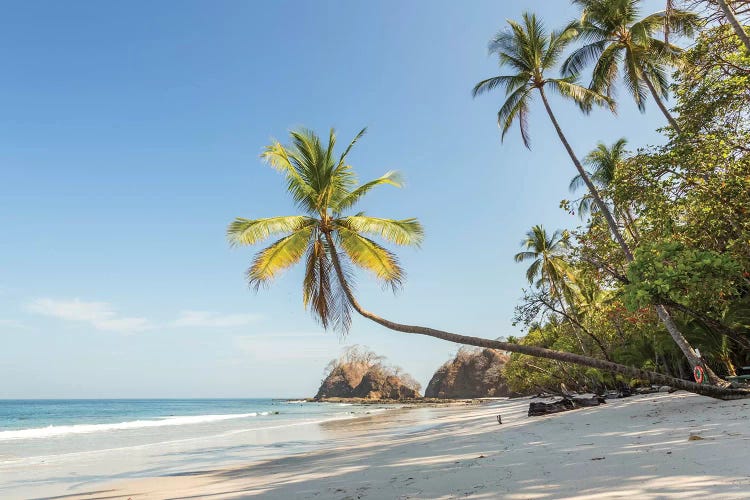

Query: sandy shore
left=13, top=393, right=750, bottom=499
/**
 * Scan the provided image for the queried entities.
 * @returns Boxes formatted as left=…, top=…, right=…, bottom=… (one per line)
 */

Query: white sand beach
left=10, top=392, right=750, bottom=500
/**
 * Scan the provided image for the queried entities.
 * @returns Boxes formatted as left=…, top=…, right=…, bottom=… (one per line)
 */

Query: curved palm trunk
left=642, top=75, right=682, bottom=133
left=537, top=87, right=725, bottom=386
left=323, top=232, right=746, bottom=400
left=717, top=0, right=750, bottom=53
left=538, top=88, right=634, bottom=261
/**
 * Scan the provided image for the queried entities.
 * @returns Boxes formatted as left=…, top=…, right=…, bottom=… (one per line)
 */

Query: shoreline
left=10, top=392, right=750, bottom=499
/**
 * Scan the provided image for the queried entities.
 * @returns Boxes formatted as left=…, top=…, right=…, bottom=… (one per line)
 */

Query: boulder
left=425, top=348, right=512, bottom=399
left=315, top=346, right=421, bottom=401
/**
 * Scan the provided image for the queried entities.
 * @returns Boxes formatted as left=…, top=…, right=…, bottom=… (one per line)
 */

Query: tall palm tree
left=562, top=0, right=701, bottom=132
left=230, top=126, right=745, bottom=399
left=472, top=13, right=630, bottom=260
left=514, top=225, right=572, bottom=296
left=472, top=13, right=723, bottom=385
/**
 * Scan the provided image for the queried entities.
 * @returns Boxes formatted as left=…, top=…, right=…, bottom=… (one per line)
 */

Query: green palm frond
left=623, top=47, right=649, bottom=110
left=235, top=126, right=421, bottom=334
left=261, top=141, right=318, bottom=213
left=472, top=75, right=527, bottom=98
left=565, top=0, right=698, bottom=116
left=547, top=77, right=616, bottom=113
left=227, top=216, right=315, bottom=247
left=589, top=42, right=623, bottom=98
left=544, top=20, right=581, bottom=68
left=333, top=170, right=403, bottom=213
left=525, top=259, right=543, bottom=284
left=303, top=236, right=332, bottom=328
left=247, top=226, right=313, bottom=289
left=562, top=39, right=609, bottom=77
left=337, top=216, right=424, bottom=247
left=497, top=85, right=534, bottom=147
left=337, top=227, right=404, bottom=288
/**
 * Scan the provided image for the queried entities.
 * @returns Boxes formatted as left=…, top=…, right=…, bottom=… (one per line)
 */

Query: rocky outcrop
left=315, top=346, right=421, bottom=400
left=425, top=348, right=512, bottom=399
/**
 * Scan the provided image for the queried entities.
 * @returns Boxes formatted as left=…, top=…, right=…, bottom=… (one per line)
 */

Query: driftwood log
left=528, top=396, right=606, bottom=417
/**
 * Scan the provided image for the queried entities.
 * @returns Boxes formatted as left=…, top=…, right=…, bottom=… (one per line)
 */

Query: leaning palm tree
left=230, top=126, right=746, bottom=399
left=228, top=127, right=423, bottom=333
left=562, top=0, right=701, bottom=132
left=472, top=13, right=724, bottom=386
left=515, top=225, right=573, bottom=296
left=472, top=13, right=630, bottom=260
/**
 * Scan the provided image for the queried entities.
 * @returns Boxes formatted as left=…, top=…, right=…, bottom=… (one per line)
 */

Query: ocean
left=0, top=398, right=391, bottom=497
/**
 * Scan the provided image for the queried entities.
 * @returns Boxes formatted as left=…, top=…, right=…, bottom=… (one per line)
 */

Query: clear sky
left=0, top=0, right=669, bottom=398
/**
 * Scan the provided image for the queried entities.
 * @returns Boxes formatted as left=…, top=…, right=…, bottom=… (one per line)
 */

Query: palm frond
left=544, top=20, right=581, bottom=69
left=623, top=47, right=649, bottom=111
left=337, top=216, right=424, bottom=247
left=247, top=226, right=313, bottom=289
left=336, top=227, right=404, bottom=289
left=496, top=84, right=534, bottom=147
left=261, top=141, right=318, bottom=212
left=547, top=77, right=616, bottom=113
left=472, top=75, right=527, bottom=97
left=588, top=41, right=622, bottom=98
left=227, top=216, right=316, bottom=247
left=562, top=39, right=608, bottom=76
left=525, top=258, right=543, bottom=284
left=302, top=235, right=333, bottom=329
left=333, top=170, right=403, bottom=213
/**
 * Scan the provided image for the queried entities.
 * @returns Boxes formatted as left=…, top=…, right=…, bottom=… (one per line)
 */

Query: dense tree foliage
left=505, top=21, right=750, bottom=394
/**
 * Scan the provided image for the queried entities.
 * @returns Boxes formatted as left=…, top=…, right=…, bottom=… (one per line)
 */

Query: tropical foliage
left=503, top=17, right=750, bottom=394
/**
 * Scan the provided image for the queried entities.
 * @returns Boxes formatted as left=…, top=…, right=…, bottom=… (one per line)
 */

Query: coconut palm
left=227, top=127, right=424, bottom=333
left=473, top=13, right=724, bottom=385
left=562, top=0, right=701, bottom=132
left=515, top=225, right=573, bottom=296
left=472, top=12, right=631, bottom=260
left=515, top=225, right=595, bottom=355
left=230, top=126, right=746, bottom=399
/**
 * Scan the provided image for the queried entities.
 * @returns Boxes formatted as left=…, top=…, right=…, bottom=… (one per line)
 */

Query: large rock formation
left=425, top=348, right=512, bottom=399
left=315, top=346, right=421, bottom=400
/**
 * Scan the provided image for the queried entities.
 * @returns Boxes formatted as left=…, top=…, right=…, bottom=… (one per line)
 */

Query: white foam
left=0, top=412, right=261, bottom=441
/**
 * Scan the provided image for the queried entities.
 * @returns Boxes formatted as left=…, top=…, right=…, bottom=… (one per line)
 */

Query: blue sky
left=0, top=0, right=669, bottom=398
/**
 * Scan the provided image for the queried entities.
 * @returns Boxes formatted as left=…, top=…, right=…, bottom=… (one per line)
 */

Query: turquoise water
left=0, top=399, right=335, bottom=435
left=0, top=398, right=384, bottom=462
left=0, top=398, right=394, bottom=498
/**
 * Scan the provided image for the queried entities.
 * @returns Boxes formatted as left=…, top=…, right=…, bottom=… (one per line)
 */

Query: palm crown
left=228, top=128, right=423, bottom=333
left=562, top=0, right=700, bottom=111
left=472, top=12, right=613, bottom=148
left=569, top=137, right=628, bottom=216
left=514, top=225, right=572, bottom=296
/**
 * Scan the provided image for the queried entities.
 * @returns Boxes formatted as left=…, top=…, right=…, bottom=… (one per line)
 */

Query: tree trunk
left=323, top=232, right=748, bottom=400
left=642, top=75, right=682, bottom=133
left=717, top=0, right=750, bottom=53
left=538, top=86, right=725, bottom=386
left=538, top=88, right=634, bottom=260
left=658, top=297, right=750, bottom=350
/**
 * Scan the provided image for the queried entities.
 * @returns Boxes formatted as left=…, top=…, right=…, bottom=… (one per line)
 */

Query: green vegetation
left=232, top=1, right=750, bottom=400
